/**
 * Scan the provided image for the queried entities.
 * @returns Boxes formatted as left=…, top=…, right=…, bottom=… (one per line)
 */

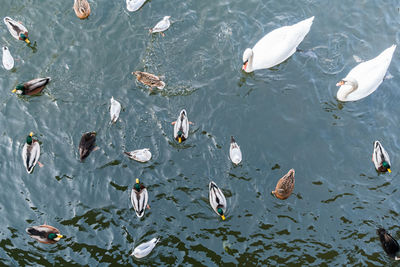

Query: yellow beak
left=11, top=89, right=16, bottom=93
left=57, top=234, right=63, bottom=238
left=221, top=215, right=226, bottom=220
left=178, top=137, right=182, bottom=143
left=136, top=178, right=139, bottom=183
left=388, top=168, right=392, bottom=173
left=29, top=132, right=34, bottom=137
left=25, top=38, right=30, bottom=44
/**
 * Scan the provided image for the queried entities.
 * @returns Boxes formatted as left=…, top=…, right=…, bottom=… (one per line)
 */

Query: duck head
left=134, top=178, right=141, bottom=191
left=242, top=48, right=254, bottom=72
left=177, top=130, right=183, bottom=143
left=217, top=207, right=225, bottom=220
left=48, top=233, right=63, bottom=241
left=12, top=84, right=25, bottom=94
left=26, top=132, right=33, bottom=145
left=20, top=33, right=30, bottom=44
left=382, top=161, right=391, bottom=173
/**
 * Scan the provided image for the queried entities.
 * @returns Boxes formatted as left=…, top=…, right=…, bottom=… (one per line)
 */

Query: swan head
left=242, top=48, right=253, bottom=72
left=336, top=78, right=358, bottom=100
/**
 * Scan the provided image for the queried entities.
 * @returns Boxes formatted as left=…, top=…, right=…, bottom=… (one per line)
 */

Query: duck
left=377, top=228, right=400, bottom=260
left=229, top=136, right=242, bottom=165
left=372, top=141, right=391, bottom=173
left=132, top=71, right=165, bottom=90
left=336, top=45, right=396, bottom=101
left=26, top=224, right=63, bottom=244
left=124, top=148, right=152, bottom=163
left=73, top=0, right=91, bottom=19
left=2, top=46, right=14, bottom=70
left=209, top=181, right=227, bottom=220
left=22, top=132, right=43, bottom=174
left=110, top=96, right=121, bottom=123
left=171, top=109, right=190, bottom=143
left=242, top=16, right=314, bottom=72
left=12, top=77, right=51, bottom=95
left=79, top=132, right=97, bottom=161
left=126, top=0, right=146, bottom=12
left=272, top=169, right=295, bottom=200
left=149, top=16, right=171, bottom=36
left=131, top=178, right=149, bottom=218
left=131, top=237, right=160, bottom=258
left=3, top=17, right=30, bottom=44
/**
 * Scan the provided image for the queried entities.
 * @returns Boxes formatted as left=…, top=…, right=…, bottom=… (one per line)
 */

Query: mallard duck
left=149, top=16, right=171, bottom=36
left=132, top=71, right=165, bottom=90
left=110, top=96, right=121, bottom=123
left=272, top=169, right=295, bottom=200
left=2, top=46, right=14, bottom=70
left=79, top=132, right=97, bottom=161
left=229, top=136, right=242, bottom=165
left=242, top=16, right=314, bottom=72
left=12, top=77, right=51, bottom=95
left=372, top=141, right=391, bottom=173
left=209, top=181, right=227, bottom=220
left=124, top=148, right=152, bottom=163
left=377, top=228, right=400, bottom=260
left=73, top=0, right=91, bottom=19
left=336, top=45, right=396, bottom=101
left=126, top=0, right=146, bottom=12
left=22, top=132, right=43, bottom=174
left=172, top=109, right=189, bottom=143
left=3, top=17, right=30, bottom=44
left=26, top=224, right=63, bottom=244
left=131, top=237, right=160, bottom=258
left=131, top=178, right=149, bottom=218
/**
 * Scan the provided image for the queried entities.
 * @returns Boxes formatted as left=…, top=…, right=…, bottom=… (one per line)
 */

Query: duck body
left=372, top=141, right=391, bottom=173
left=131, top=237, right=160, bottom=258
left=336, top=45, right=396, bottom=101
left=126, top=0, right=146, bottom=12
left=110, top=96, right=121, bottom=123
left=3, top=17, right=30, bottom=44
left=26, top=224, right=63, bottom=244
left=209, top=181, right=227, bottom=220
left=79, top=132, right=96, bottom=161
left=124, top=148, right=152, bottom=163
left=73, top=0, right=91, bottom=19
left=22, top=132, right=40, bottom=174
left=377, top=228, right=400, bottom=260
left=132, top=71, right=165, bottom=89
left=12, top=77, right=51, bottom=95
left=131, top=178, right=149, bottom=218
left=229, top=136, right=242, bottom=165
left=242, top=16, right=314, bottom=72
left=2, top=46, right=14, bottom=70
left=272, top=169, right=295, bottom=200
left=173, top=109, right=189, bottom=143
left=149, top=16, right=171, bottom=34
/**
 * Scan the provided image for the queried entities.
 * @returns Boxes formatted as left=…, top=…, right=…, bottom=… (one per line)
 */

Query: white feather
left=2, top=46, right=14, bottom=70
left=131, top=187, right=148, bottom=218
left=173, top=109, right=189, bottom=141
left=208, top=181, right=227, bottom=216
left=22, top=141, right=40, bottom=174
left=110, top=96, right=121, bottom=123
left=229, top=136, right=242, bottom=165
left=150, top=16, right=171, bottom=33
left=126, top=0, right=146, bottom=12
left=131, top=237, right=160, bottom=258
left=125, top=148, right=152, bottom=162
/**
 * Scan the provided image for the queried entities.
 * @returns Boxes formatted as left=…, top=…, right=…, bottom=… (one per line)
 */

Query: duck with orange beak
left=171, top=109, right=190, bottom=144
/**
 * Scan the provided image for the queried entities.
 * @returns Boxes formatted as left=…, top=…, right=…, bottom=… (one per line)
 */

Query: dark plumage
left=377, top=228, right=400, bottom=260
left=79, top=132, right=97, bottom=161
left=12, top=77, right=51, bottom=95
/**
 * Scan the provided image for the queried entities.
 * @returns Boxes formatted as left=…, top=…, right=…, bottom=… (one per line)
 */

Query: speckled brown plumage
left=132, top=71, right=165, bottom=89
left=272, top=169, right=295, bottom=200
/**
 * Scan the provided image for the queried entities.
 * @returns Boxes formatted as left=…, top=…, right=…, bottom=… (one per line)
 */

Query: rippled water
left=1, top=0, right=400, bottom=265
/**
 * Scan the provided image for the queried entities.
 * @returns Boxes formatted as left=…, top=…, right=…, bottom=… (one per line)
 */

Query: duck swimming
left=26, top=224, right=63, bottom=244
left=372, top=141, right=391, bottom=173
left=73, top=0, right=91, bottom=19
left=22, top=132, right=43, bottom=174
left=172, top=109, right=190, bottom=143
left=131, top=178, right=149, bottom=218
left=377, top=228, right=400, bottom=260
left=209, top=181, right=227, bottom=220
left=3, top=17, right=30, bottom=44
left=12, top=77, right=51, bottom=95
left=272, top=169, right=295, bottom=200
left=132, top=71, right=165, bottom=90
left=79, top=132, right=97, bottom=161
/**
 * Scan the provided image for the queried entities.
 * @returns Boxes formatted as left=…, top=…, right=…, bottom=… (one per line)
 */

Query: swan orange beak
left=336, top=80, right=345, bottom=86
left=242, top=62, right=248, bottom=71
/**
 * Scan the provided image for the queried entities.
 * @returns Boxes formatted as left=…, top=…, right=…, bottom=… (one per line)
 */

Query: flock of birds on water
left=2, top=0, right=400, bottom=262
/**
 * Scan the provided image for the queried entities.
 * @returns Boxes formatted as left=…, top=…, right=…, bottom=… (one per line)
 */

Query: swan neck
left=343, top=79, right=358, bottom=98
left=247, top=51, right=254, bottom=72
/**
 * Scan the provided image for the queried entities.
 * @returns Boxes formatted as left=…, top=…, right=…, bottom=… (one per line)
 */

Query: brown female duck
left=272, top=169, right=295, bottom=200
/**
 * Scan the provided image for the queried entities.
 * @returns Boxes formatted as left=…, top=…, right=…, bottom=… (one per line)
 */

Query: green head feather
left=177, top=130, right=183, bottom=137
left=217, top=208, right=224, bottom=216
left=48, top=233, right=57, bottom=240
left=16, top=84, right=24, bottom=91
left=134, top=183, right=140, bottom=191
left=26, top=135, right=32, bottom=145
left=20, top=33, right=27, bottom=40
left=382, top=161, right=390, bottom=169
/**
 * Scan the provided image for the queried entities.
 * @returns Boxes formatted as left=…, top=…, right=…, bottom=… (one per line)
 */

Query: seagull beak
left=388, top=168, right=392, bottom=173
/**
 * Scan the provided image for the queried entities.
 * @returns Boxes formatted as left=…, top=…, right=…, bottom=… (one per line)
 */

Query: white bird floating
left=229, top=136, right=242, bottom=165
left=336, top=45, right=396, bottom=102
left=130, top=178, right=149, bottom=218
left=2, top=46, right=14, bottom=70
left=124, top=148, right=152, bottom=163
left=209, top=181, right=227, bottom=220
left=126, top=0, right=146, bottom=12
left=242, top=16, right=314, bottom=72
left=149, top=16, right=171, bottom=36
left=131, top=237, right=160, bottom=258
left=110, top=96, right=121, bottom=123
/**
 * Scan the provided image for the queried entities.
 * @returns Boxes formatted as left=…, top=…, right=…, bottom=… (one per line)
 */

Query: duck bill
left=11, top=89, right=16, bottom=93
left=242, top=62, right=248, bottom=71
left=221, top=215, right=226, bottom=220
left=388, top=168, right=392, bottom=173
left=57, top=234, right=63, bottom=238
left=178, top=137, right=182, bottom=143
left=25, top=38, right=31, bottom=44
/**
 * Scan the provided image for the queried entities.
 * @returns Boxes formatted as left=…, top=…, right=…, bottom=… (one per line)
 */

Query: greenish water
left=1, top=0, right=400, bottom=265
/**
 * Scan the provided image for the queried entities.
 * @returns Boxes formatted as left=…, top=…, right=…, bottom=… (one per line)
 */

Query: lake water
left=1, top=0, right=400, bottom=265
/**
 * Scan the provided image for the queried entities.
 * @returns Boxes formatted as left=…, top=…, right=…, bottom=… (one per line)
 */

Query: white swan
left=336, top=45, right=396, bottom=101
left=242, top=16, right=314, bottom=72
